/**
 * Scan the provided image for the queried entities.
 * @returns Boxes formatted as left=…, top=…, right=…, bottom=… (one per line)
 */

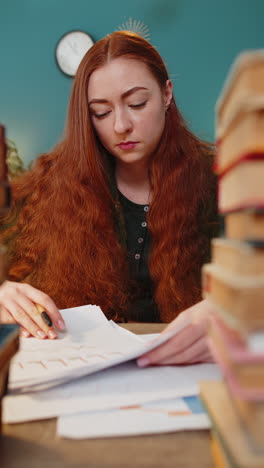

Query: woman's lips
left=117, top=141, right=139, bottom=150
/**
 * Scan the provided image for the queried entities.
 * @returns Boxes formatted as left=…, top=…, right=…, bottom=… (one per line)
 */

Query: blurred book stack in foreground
left=200, top=50, right=264, bottom=468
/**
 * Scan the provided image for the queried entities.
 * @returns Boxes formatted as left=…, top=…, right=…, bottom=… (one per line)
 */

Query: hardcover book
left=225, top=209, right=264, bottom=242
left=218, top=160, right=264, bottom=213
left=208, top=317, right=264, bottom=391
left=211, top=238, right=264, bottom=276
left=200, top=381, right=264, bottom=467
left=215, top=110, right=264, bottom=174
left=216, top=50, right=264, bottom=140
left=202, top=263, right=264, bottom=330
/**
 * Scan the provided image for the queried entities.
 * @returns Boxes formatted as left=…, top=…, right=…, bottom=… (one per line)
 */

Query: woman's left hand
left=137, top=299, right=214, bottom=367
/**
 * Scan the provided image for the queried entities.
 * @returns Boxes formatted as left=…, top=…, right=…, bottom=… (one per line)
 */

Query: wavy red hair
left=1, top=31, right=218, bottom=322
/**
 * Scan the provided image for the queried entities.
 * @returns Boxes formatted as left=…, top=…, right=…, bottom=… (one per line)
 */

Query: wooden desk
left=1, top=323, right=213, bottom=468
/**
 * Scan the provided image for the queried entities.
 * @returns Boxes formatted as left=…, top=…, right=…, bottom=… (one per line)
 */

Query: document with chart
left=8, top=304, right=192, bottom=393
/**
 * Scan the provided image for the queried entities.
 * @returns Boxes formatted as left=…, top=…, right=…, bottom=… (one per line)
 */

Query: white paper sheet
left=8, top=306, right=191, bottom=393
left=9, top=323, right=141, bottom=391
left=57, top=395, right=210, bottom=439
left=3, top=361, right=221, bottom=423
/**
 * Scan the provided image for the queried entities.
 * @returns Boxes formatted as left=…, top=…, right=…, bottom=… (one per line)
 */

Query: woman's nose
left=114, top=110, right=133, bottom=134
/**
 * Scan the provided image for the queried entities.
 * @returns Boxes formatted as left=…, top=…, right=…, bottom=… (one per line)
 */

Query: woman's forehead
left=88, top=57, right=158, bottom=98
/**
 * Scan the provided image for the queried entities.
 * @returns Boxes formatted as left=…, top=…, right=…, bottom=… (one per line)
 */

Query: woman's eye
left=129, top=101, right=147, bottom=109
left=93, top=111, right=111, bottom=119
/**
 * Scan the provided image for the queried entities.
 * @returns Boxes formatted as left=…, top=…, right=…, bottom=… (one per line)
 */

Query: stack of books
left=200, top=50, right=264, bottom=467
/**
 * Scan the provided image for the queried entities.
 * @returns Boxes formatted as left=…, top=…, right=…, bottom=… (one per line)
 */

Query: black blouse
left=118, top=190, right=160, bottom=322
left=117, top=181, right=221, bottom=323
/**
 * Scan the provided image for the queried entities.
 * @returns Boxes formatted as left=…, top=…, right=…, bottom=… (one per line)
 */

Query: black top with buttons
left=118, top=190, right=160, bottom=322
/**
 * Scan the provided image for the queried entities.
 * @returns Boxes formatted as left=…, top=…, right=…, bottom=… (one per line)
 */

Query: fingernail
left=22, top=330, right=30, bottom=337
left=48, top=330, right=57, bottom=339
left=137, top=357, right=150, bottom=368
left=57, top=319, right=65, bottom=330
left=37, top=330, right=46, bottom=339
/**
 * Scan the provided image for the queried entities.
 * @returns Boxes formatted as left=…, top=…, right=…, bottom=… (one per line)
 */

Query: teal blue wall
left=1, top=0, right=263, bottom=166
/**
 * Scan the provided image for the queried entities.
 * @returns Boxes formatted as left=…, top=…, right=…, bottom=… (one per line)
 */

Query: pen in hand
left=35, top=303, right=53, bottom=327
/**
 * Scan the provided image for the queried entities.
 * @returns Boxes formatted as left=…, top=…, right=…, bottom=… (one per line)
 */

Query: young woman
left=0, top=31, right=219, bottom=363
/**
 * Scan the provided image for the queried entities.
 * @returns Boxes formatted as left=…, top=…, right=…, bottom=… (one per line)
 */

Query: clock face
left=55, top=30, right=94, bottom=77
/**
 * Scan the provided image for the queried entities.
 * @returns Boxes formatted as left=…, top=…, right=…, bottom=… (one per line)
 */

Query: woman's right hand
left=0, top=281, right=65, bottom=339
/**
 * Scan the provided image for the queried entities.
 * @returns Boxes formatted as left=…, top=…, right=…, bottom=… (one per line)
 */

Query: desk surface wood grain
left=1, top=323, right=213, bottom=468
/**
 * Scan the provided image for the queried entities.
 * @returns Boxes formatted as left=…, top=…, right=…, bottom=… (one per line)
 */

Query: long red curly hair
left=1, top=31, right=218, bottom=322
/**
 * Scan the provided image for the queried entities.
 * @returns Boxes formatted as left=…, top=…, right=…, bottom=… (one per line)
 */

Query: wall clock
left=55, top=30, right=94, bottom=77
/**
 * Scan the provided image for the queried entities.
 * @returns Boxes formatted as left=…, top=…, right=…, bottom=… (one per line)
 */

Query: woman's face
left=88, top=57, right=172, bottom=167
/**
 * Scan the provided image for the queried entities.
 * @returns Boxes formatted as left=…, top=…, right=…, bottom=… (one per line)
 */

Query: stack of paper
left=8, top=304, right=193, bottom=393
left=57, top=395, right=211, bottom=439
left=4, top=305, right=221, bottom=438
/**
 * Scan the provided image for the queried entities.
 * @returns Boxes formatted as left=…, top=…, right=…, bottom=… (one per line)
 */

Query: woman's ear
left=164, top=80, right=173, bottom=109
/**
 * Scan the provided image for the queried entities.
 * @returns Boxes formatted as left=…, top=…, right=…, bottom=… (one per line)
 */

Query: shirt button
left=141, top=221, right=147, bottom=227
left=138, top=237, right=143, bottom=243
left=144, top=206, right=149, bottom=212
left=135, top=253, right=141, bottom=260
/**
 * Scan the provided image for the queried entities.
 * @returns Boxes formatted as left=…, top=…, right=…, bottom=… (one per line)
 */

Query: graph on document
left=10, top=344, right=126, bottom=379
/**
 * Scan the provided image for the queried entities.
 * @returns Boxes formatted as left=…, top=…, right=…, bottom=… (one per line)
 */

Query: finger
left=3, top=298, right=49, bottom=339
left=20, top=327, right=32, bottom=338
left=138, top=323, right=204, bottom=366
left=11, top=292, right=57, bottom=338
left=152, top=337, right=210, bottom=366
left=0, top=306, right=15, bottom=324
left=0, top=307, right=32, bottom=338
left=190, top=346, right=215, bottom=364
left=27, top=305, right=58, bottom=339
left=16, top=283, right=65, bottom=330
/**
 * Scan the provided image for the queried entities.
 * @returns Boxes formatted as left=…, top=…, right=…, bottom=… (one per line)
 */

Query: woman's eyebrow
left=88, top=86, right=148, bottom=105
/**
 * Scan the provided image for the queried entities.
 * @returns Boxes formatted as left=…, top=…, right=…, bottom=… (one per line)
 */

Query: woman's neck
left=115, top=160, right=151, bottom=205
